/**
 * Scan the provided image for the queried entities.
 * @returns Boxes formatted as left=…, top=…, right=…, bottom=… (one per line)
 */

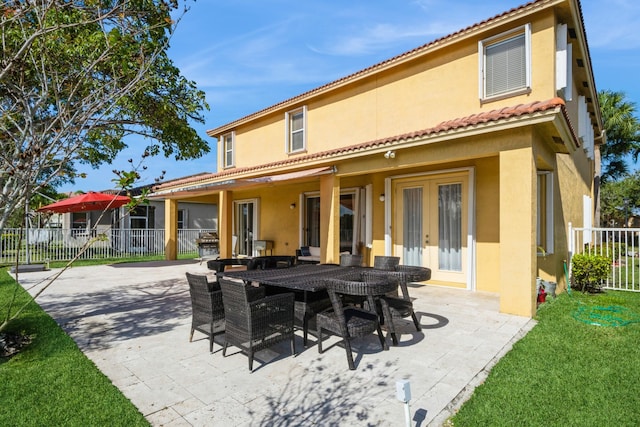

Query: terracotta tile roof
left=207, top=0, right=557, bottom=136
left=156, top=97, right=572, bottom=191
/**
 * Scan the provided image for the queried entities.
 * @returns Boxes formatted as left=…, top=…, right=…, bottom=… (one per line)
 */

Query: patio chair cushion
left=297, top=246, right=321, bottom=264
left=299, top=246, right=311, bottom=256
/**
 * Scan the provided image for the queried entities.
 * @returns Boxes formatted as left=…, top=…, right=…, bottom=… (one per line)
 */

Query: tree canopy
left=600, top=172, right=640, bottom=227
left=0, top=0, right=209, bottom=231
left=598, top=90, right=640, bottom=183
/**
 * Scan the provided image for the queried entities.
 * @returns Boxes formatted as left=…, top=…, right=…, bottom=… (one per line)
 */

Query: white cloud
left=307, top=21, right=455, bottom=56
left=581, top=0, right=640, bottom=49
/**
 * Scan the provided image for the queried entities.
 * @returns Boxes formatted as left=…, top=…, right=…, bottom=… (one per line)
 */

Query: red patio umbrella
left=37, top=191, right=130, bottom=214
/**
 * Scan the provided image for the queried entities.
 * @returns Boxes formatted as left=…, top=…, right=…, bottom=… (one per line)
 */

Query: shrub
left=571, top=253, right=612, bottom=292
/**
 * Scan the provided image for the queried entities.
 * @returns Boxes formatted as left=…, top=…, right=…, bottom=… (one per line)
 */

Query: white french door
left=393, top=173, right=468, bottom=284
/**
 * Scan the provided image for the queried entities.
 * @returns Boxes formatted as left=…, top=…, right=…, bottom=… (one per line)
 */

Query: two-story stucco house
left=153, top=0, right=602, bottom=317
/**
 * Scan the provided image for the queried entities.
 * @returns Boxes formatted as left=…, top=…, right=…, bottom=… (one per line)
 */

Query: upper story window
left=479, top=24, right=531, bottom=100
left=285, top=106, right=307, bottom=153
left=222, top=132, right=235, bottom=168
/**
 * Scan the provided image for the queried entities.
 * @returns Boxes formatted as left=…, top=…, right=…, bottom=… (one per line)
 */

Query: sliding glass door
left=234, top=199, right=257, bottom=257
left=303, top=191, right=358, bottom=254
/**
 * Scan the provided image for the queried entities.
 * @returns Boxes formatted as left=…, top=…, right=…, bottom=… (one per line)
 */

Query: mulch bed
left=0, top=332, right=31, bottom=360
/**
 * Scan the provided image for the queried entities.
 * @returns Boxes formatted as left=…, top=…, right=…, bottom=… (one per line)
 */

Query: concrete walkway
left=16, top=260, right=534, bottom=426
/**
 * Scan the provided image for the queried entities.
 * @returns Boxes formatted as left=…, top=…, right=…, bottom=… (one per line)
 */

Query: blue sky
left=62, top=0, right=640, bottom=192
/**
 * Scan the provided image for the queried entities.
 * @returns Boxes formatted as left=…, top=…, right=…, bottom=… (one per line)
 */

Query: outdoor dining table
left=218, top=263, right=399, bottom=345
left=219, top=263, right=360, bottom=289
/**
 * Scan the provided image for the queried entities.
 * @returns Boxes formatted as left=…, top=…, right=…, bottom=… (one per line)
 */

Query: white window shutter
left=565, top=43, right=573, bottom=101
left=478, top=41, right=484, bottom=99
left=578, top=95, right=587, bottom=139
left=578, top=96, right=594, bottom=159
left=583, top=195, right=592, bottom=244
left=554, top=23, right=572, bottom=101
left=284, top=111, right=290, bottom=152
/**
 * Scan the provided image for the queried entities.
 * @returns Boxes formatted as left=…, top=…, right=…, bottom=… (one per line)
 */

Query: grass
left=611, top=256, right=640, bottom=291
left=0, top=268, right=149, bottom=426
left=450, top=290, right=640, bottom=426
left=46, top=252, right=197, bottom=269
left=1, top=252, right=199, bottom=269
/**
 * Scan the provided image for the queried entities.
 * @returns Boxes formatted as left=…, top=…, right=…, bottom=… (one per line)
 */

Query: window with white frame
left=285, top=106, right=306, bottom=153
left=537, top=171, right=554, bottom=254
left=222, top=132, right=234, bottom=168
left=177, top=209, right=187, bottom=229
left=479, top=24, right=531, bottom=100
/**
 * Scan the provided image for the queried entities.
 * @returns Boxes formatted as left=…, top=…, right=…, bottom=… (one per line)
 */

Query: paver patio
left=16, top=260, right=534, bottom=426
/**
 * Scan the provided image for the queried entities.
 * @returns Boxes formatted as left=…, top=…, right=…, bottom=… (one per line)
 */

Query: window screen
left=485, top=33, right=526, bottom=97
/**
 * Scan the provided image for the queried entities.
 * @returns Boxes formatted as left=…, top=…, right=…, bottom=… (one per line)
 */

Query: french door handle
left=425, top=234, right=429, bottom=244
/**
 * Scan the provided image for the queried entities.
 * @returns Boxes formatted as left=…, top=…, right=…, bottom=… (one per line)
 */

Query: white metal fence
left=0, top=228, right=216, bottom=265
left=569, top=223, right=640, bottom=292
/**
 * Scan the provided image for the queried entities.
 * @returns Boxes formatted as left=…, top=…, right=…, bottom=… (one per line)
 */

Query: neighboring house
left=153, top=0, right=602, bottom=317
left=60, top=184, right=217, bottom=252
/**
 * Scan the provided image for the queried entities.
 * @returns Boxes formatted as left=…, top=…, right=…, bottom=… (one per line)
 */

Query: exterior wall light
left=384, top=150, right=396, bottom=159
left=290, top=203, right=296, bottom=209
left=379, top=194, right=385, bottom=202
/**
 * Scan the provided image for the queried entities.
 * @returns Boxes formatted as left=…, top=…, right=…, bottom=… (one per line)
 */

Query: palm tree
left=598, top=90, right=640, bottom=183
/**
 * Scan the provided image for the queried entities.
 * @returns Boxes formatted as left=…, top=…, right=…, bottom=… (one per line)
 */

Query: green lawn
left=611, top=256, right=640, bottom=291
left=47, top=252, right=197, bottom=269
left=0, top=268, right=149, bottom=426
left=450, top=290, right=640, bottom=426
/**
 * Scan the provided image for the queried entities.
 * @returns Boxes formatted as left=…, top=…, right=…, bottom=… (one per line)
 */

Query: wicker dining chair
left=316, top=276, right=393, bottom=370
left=218, top=278, right=296, bottom=371
left=186, top=273, right=225, bottom=353
left=373, top=255, right=400, bottom=271
left=340, top=254, right=363, bottom=267
left=366, top=266, right=429, bottom=344
left=206, top=258, right=252, bottom=272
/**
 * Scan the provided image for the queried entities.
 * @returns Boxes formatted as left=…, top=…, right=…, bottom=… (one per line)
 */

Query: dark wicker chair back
left=340, top=254, right=363, bottom=267
left=373, top=255, right=400, bottom=271
left=218, top=278, right=296, bottom=371
left=186, top=273, right=225, bottom=353
left=206, top=258, right=252, bottom=272
left=316, top=276, right=395, bottom=370
left=248, top=256, right=297, bottom=270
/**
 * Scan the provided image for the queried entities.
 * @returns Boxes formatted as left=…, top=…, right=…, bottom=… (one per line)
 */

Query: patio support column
left=218, top=190, right=234, bottom=258
left=164, top=199, right=178, bottom=260
left=320, top=173, right=340, bottom=264
left=499, top=147, right=536, bottom=317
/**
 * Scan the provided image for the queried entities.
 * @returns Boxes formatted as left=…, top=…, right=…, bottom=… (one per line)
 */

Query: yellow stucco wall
left=475, top=156, right=501, bottom=293
left=220, top=8, right=559, bottom=171
left=164, top=1, right=600, bottom=318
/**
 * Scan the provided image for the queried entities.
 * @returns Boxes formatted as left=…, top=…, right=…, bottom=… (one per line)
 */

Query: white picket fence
left=0, top=228, right=216, bottom=265
left=569, top=223, right=640, bottom=292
